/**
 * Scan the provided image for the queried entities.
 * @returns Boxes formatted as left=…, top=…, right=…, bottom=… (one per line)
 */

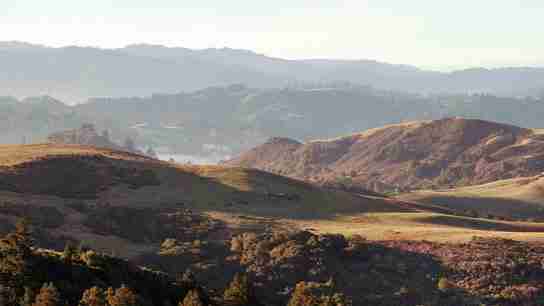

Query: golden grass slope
left=0, top=143, right=410, bottom=217
left=290, top=212, right=544, bottom=243
left=398, top=174, right=544, bottom=219
left=3, top=144, right=544, bottom=247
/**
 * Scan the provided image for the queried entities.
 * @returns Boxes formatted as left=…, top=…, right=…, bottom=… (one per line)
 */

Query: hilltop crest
left=226, top=118, right=544, bottom=192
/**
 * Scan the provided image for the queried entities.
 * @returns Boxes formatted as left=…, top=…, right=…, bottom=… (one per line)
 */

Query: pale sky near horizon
left=2, top=0, right=544, bottom=70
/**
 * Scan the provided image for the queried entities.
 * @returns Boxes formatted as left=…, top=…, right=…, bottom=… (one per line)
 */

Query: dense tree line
left=0, top=219, right=350, bottom=306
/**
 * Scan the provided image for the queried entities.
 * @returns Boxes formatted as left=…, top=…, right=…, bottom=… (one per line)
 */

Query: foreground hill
left=7, top=221, right=544, bottom=306
left=0, top=144, right=425, bottom=254
left=2, top=143, right=543, bottom=251
left=0, top=144, right=400, bottom=214
left=4, top=145, right=544, bottom=305
left=225, top=118, right=544, bottom=192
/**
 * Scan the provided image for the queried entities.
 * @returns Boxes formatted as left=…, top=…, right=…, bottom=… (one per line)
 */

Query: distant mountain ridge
left=1, top=41, right=544, bottom=102
left=225, top=118, right=544, bottom=192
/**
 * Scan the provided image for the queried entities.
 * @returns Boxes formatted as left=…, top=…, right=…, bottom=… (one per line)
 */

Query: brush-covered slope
left=398, top=174, right=544, bottom=220
left=226, top=118, right=544, bottom=192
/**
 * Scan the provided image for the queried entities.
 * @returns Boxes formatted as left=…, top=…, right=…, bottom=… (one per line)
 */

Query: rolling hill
left=2, top=143, right=544, bottom=257
left=5, top=144, right=544, bottom=306
left=0, top=143, right=422, bottom=255
left=225, top=118, right=544, bottom=192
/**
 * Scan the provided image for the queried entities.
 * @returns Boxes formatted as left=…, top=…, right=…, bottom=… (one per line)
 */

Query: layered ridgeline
left=225, top=118, right=544, bottom=193
left=3, top=86, right=544, bottom=156
left=2, top=42, right=544, bottom=102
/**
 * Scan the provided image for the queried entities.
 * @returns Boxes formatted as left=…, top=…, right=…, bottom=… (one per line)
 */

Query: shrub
left=106, top=285, right=140, bottom=306
left=438, top=277, right=454, bottom=292
left=80, top=250, right=102, bottom=267
left=179, top=289, right=205, bottom=306
left=223, top=273, right=258, bottom=306
left=79, top=286, right=107, bottom=306
left=32, top=283, right=60, bottom=306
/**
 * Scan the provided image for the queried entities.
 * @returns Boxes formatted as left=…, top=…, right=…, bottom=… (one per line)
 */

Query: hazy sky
left=2, top=0, right=544, bottom=70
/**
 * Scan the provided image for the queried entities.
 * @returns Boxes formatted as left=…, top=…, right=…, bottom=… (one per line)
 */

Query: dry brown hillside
left=0, top=143, right=429, bottom=255
left=2, top=143, right=544, bottom=260
left=0, top=143, right=406, bottom=214
left=225, top=118, right=544, bottom=192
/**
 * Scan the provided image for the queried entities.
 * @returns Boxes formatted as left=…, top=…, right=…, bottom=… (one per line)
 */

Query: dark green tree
left=19, top=286, right=35, bottom=306
left=106, top=285, right=140, bottom=306
left=0, top=219, right=34, bottom=288
left=287, top=282, right=319, bottom=306
left=223, top=273, right=259, bottom=306
left=179, top=289, right=205, bottom=306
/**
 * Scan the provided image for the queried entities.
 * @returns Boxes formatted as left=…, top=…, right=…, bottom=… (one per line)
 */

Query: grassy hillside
left=0, top=144, right=425, bottom=257
left=0, top=144, right=409, bottom=215
left=2, top=144, right=544, bottom=250
left=5, top=144, right=544, bottom=305
left=398, top=175, right=544, bottom=220
left=294, top=212, right=544, bottom=243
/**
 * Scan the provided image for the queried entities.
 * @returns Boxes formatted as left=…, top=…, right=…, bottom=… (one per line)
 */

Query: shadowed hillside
left=0, top=144, right=408, bottom=215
